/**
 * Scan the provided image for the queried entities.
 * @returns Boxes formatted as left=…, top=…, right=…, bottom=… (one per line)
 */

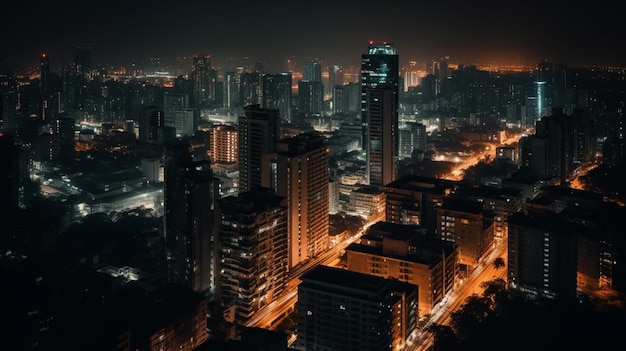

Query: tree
left=450, top=294, right=493, bottom=340
left=425, top=323, right=458, bottom=351
left=480, top=278, right=507, bottom=306
left=492, top=257, right=505, bottom=270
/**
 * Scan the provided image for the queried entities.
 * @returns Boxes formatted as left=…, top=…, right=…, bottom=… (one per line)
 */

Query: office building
left=261, top=72, right=292, bottom=123
left=217, top=187, right=288, bottom=324
left=295, top=265, right=418, bottom=351
left=298, top=80, right=324, bottom=116
left=303, top=60, right=322, bottom=82
left=274, top=133, right=329, bottom=269
left=238, top=104, right=280, bottom=193
left=163, top=93, right=195, bottom=138
left=361, top=42, right=399, bottom=186
left=365, top=84, right=397, bottom=186
left=138, top=106, right=164, bottom=144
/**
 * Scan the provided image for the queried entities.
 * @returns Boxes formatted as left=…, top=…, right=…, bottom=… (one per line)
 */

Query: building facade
left=273, top=133, right=329, bottom=269
left=238, top=105, right=280, bottom=194
left=163, top=140, right=219, bottom=295
left=217, top=187, right=289, bottom=324
left=295, top=265, right=418, bottom=351
left=346, top=221, right=457, bottom=317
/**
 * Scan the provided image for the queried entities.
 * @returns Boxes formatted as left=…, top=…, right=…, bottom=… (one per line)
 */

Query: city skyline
left=3, top=1, right=625, bottom=72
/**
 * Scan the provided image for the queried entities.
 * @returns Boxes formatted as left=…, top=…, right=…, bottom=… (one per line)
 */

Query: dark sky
left=3, top=1, right=625, bottom=71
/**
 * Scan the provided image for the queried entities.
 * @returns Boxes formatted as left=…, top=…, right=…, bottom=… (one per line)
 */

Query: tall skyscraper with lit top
left=361, top=42, right=399, bottom=186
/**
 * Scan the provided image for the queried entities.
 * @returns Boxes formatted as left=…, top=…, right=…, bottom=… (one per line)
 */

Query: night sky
left=3, top=0, right=625, bottom=71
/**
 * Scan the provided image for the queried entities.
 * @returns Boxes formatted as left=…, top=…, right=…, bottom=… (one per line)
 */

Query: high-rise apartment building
left=217, top=187, right=288, bottom=324
left=191, top=54, right=216, bottom=107
left=163, top=139, right=219, bottom=295
left=209, top=124, right=238, bottom=164
left=274, top=133, right=329, bottom=269
left=238, top=105, right=280, bottom=193
left=361, top=42, right=399, bottom=186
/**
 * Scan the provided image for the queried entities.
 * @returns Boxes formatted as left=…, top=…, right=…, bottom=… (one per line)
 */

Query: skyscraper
left=360, top=42, right=399, bottom=186
left=191, top=54, right=216, bottom=107
left=238, top=104, right=280, bottom=194
left=239, top=71, right=260, bottom=107
left=163, top=140, right=219, bottom=295
left=365, top=84, right=397, bottom=186
left=223, top=71, right=239, bottom=110
left=303, top=60, right=322, bottom=83
left=274, top=133, right=329, bottom=269
left=297, top=80, right=324, bottom=116
left=260, top=72, right=292, bottom=124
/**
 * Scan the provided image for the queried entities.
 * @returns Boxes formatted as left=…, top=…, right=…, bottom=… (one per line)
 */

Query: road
left=444, top=132, right=524, bottom=181
left=245, top=222, right=373, bottom=330
left=402, top=239, right=508, bottom=351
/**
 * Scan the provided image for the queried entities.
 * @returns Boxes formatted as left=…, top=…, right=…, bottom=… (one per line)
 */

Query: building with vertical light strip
left=274, top=133, right=329, bottom=269
left=365, top=84, right=397, bottom=187
left=361, top=42, right=399, bottom=186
